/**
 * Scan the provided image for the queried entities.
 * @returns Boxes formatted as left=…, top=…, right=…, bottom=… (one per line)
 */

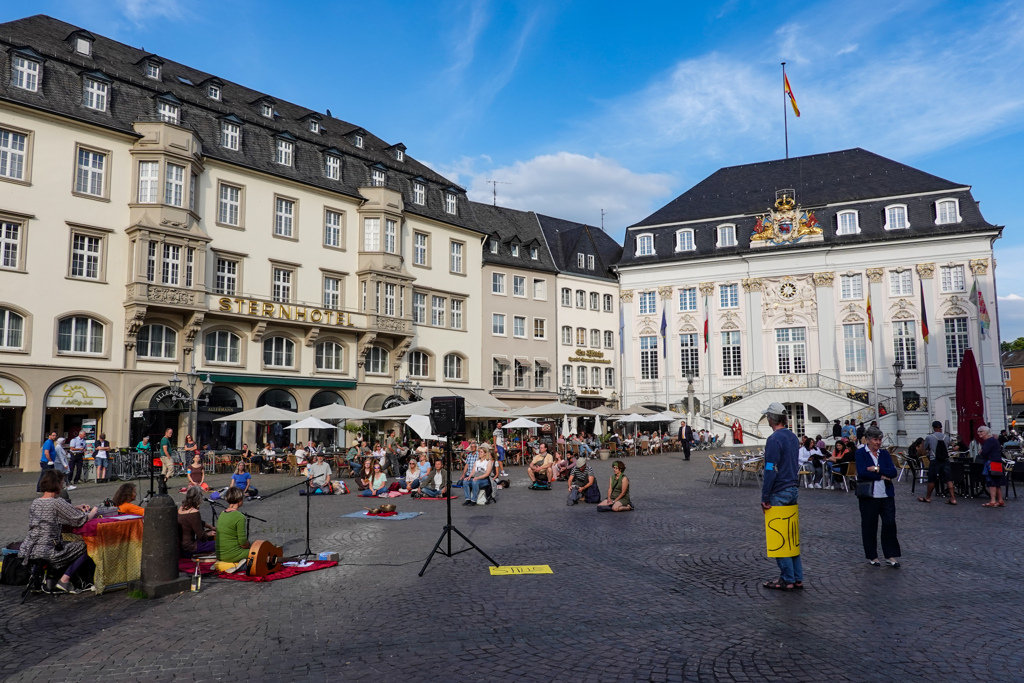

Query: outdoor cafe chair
left=740, top=457, right=764, bottom=486
left=708, top=454, right=736, bottom=486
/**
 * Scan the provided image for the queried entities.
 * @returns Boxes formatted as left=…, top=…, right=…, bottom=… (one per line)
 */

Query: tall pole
left=894, top=371, right=906, bottom=451
left=782, top=62, right=789, bottom=159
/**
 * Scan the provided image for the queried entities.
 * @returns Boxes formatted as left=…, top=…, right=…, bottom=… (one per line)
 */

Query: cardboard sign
left=764, top=504, right=800, bottom=557
left=488, top=565, right=552, bottom=576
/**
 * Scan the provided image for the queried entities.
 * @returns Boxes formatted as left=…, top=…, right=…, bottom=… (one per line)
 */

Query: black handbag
left=855, top=481, right=874, bottom=499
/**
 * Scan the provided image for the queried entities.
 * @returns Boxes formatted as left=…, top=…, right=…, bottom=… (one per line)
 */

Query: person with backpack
left=917, top=421, right=956, bottom=505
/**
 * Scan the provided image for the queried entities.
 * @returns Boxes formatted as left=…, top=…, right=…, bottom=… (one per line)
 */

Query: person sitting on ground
left=416, top=451, right=432, bottom=480
left=372, top=442, right=387, bottom=469
left=567, top=454, right=599, bottom=505
left=354, top=457, right=374, bottom=491
left=402, top=457, right=421, bottom=494
left=215, top=487, right=251, bottom=565
left=417, top=458, right=449, bottom=498
left=178, top=486, right=215, bottom=557
left=230, top=460, right=260, bottom=500
left=360, top=462, right=388, bottom=497
left=21, top=469, right=99, bottom=593
left=306, top=452, right=333, bottom=493
left=599, top=460, right=634, bottom=511
left=528, top=443, right=556, bottom=487
left=186, top=451, right=210, bottom=492
left=463, top=444, right=495, bottom=506
left=552, top=450, right=571, bottom=481
left=112, top=483, right=145, bottom=516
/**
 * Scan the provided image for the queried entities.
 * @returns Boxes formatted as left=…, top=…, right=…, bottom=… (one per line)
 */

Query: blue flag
left=618, top=302, right=624, bottom=356
left=660, top=309, right=667, bottom=358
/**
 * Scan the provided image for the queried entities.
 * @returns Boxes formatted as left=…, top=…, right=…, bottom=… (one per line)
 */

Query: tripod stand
left=259, top=474, right=320, bottom=561
left=419, top=435, right=498, bottom=576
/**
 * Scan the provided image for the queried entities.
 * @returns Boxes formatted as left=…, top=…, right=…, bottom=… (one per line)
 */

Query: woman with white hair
left=977, top=425, right=1006, bottom=508
left=855, top=426, right=902, bottom=567
left=54, top=437, right=72, bottom=489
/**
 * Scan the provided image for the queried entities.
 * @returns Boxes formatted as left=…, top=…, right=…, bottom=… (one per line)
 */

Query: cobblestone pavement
left=1, top=454, right=1022, bottom=682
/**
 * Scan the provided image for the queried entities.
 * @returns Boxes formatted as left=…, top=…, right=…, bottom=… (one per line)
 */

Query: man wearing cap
left=760, top=402, right=803, bottom=590
left=566, top=454, right=598, bottom=505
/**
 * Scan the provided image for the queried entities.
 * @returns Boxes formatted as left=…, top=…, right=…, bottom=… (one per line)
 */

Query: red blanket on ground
left=178, top=558, right=218, bottom=575
left=217, top=560, right=337, bottom=582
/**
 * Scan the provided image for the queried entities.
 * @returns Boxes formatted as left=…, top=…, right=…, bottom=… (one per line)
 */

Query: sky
left=4, top=0, right=1023, bottom=337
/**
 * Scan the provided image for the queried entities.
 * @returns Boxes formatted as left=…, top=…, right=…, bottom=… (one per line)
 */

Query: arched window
left=364, top=346, right=389, bottom=374
left=205, top=330, right=240, bottom=364
left=408, top=351, right=429, bottom=378
left=0, top=308, right=24, bottom=349
left=263, top=336, right=295, bottom=368
left=137, top=324, right=177, bottom=359
left=315, top=341, right=344, bottom=371
left=443, top=354, right=463, bottom=380
left=57, top=315, right=103, bottom=354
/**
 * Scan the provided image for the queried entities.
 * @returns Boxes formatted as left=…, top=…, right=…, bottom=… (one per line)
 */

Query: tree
left=1001, top=337, right=1024, bottom=352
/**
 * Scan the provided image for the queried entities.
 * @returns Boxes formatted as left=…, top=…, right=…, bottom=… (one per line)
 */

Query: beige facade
left=554, top=274, right=621, bottom=409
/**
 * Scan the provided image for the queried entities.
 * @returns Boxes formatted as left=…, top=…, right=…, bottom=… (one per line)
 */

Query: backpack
left=933, top=437, right=949, bottom=463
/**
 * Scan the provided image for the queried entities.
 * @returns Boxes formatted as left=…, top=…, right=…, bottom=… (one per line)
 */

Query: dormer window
left=353, top=134, right=364, bottom=148
left=488, top=239, right=498, bottom=254
left=75, top=37, right=92, bottom=56
left=512, top=244, right=520, bottom=257
left=83, top=76, right=108, bottom=112
left=325, top=154, right=340, bottom=180
left=276, top=138, right=293, bottom=166
left=11, top=55, right=40, bottom=92
left=413, top=182, right=426, bottom=205
left=935, top=198, right=961, bottom=225
left=716, top=224, right=736, bottom=248
left=530, top=246, right=538, bottom=260
left=577, top=253, right=584, bottom=267
left=884, top=204, right=909, bottom=231
left=309, top=119, right=321, bottom=134
left=445, top=192, right=458, bottom=215
left=837, top=210, right=860, bottom=235
left=261, top=102, right=273, bottom=118
left=395, top=150, right=404, bottom=161
left=675, top=229, right=694, bottom=251
left=371, top=166, right=386, bottom=187
left=207, top=84, right=220, bottom=101
left=637, top=233, right=655, bottom=256
left=220, top=119, right=241, bottom=150
left=157, top=100, right=179, bottom=124
left=587, top=255, right=595, bottom=270
left=145, top=61, right=161, bottom=80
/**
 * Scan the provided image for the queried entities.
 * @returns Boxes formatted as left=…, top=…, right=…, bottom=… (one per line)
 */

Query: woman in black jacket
left=855, top=426, right=901, bottom=568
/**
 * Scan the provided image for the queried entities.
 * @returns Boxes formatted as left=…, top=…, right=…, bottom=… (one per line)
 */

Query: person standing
left=679, top=421, right=693, bottom=461
left=842, top=420, right=856, bottom=441
left=67, top=430, right=86, bottom=487
left=760, top=402, right=803, bottom=591
left=855, top=426, right=901, bottom=567
left=159, top=427, right=174, bottom=493
left=38, top=431, right=58, bottom=493
left=832, top=419, right=842, bottom=442
left=94, top=433, right=111, bottom=483
left=856, top=421, right=866, bottom=444
left=917, top=421, right=956, bottom=505
left=493, top=422, right=506, bottom=476
left=978, top=426, right=1006, bottom=508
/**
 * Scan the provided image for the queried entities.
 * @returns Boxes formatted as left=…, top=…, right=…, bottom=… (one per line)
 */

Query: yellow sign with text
left=764, top=504, right=800, bottom=557
left=488, top=565, right=553, bottom=576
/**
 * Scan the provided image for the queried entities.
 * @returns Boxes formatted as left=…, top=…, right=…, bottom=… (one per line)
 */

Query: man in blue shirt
left=38, top=431, right=57, bottom=492
left=760, top=402, right=803, bottom=590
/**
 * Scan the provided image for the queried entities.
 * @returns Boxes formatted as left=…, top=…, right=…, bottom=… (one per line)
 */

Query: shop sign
left=0, top=377, right=27, bottom=407
left=46, top=380, right=107, bottom=409
left=215, top=297, right=355, bottom=327
left=153, top=387, right=189, bottom=404
left=568, top=350, right=611, bottom=365
left=579, top=389, right=601, bottom=395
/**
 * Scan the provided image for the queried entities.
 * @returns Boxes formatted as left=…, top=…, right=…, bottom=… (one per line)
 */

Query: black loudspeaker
left=430, top=396, right=465, bottom=435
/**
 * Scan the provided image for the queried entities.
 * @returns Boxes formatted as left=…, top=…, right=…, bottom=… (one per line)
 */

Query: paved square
left=1, top=454, right=1021, bottom=682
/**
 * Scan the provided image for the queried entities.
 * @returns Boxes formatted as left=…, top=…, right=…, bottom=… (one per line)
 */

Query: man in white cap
left=760, top=402, right=803, bottom=591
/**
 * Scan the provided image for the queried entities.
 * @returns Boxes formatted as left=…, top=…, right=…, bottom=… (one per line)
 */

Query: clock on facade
left=779, top=282, right=797, bottom=299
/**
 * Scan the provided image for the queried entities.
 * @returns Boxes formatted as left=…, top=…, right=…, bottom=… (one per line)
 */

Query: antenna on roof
left=486, top=179, right=510, bottom=206
left=601, top=209, right=606, bottom=231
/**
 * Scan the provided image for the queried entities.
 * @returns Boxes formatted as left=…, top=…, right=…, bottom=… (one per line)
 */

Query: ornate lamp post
left=558, top=386, right=577, bottom=405
left=609, top=390, right=619, bottom=410
left=168, top=348, right=210, bottom=442
left=892, top=359, right=905, bottom=451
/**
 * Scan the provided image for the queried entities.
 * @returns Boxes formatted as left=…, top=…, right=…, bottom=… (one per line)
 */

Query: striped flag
left=919, top=279, right=930, bottom=343
left=703, top=296, right=709, bottom=352
left=866, top=293, right=874, bottom=341
left=784, top=73, right=800, bottom=117
left=618, top=302, right=624, bottom=356
left=660, top=309, right=667, bottom=358
left=971, top=280, right=991, bottom=339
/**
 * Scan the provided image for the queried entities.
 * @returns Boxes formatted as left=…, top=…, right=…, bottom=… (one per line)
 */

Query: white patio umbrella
left=404, top=415, right=447, bottom=442
left=561, top=414, right=570, bottom=438
left=301, top=404, right=373, bottom=421
left=511, top=401, right=597, bottom=417
left=465, top=405, right=512, bottom=419
left=285, top=416, right=335, bottom=431
left=213, top=405, right=297, bottom=422
left=503, top=417, right=543, bottom=430
left=370, top=399, right=431, bottom=419
left=594, top=416, right=604, bottom=436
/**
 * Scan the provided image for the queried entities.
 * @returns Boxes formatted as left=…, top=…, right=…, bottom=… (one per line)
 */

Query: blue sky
left=4, top=0, right=1024, bottom=337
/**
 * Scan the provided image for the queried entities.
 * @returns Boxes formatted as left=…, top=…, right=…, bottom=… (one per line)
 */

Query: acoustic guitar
left=246, top=540, right=284, bottom=577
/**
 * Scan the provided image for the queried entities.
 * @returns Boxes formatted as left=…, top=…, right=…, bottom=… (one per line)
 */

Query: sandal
left=946, top=500, right=957, bottom=505
left=867, top=559, right=881, bottom=567
left=916, top=497, right=931, bottom=503
left=885, top=559, right=901, bottom=568
left=763, top=579, right=794, bottom=590
left=981, top=502, right=1000, bottom=507
left=793, top=581, right=804, bottom=589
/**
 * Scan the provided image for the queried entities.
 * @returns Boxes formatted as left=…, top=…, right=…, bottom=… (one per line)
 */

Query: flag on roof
left=784, top=73, right=800, bottom=117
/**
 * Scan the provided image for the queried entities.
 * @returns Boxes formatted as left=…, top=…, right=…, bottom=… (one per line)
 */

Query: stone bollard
left=129, top=494, right=190, bottom=598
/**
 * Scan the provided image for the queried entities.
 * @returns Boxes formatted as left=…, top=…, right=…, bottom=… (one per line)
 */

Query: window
left=533, top=279, right=546, bottom=300
left=719, top=284, right=739, bottom=308
left=561, top=288, right=571, bottom=307
left=936, top=199, right=960, bottom=225
left=275, top=198, right=295, bottom=237
left=413, top=293, right=427, bottom=324
left=137, top=161, right=159, bottom=203
left=364, top=347, right=388, bottom=374
left=578, top=366, right=587, bottom=387
left=889, top=270, right=912, bottom=297
left=577, top=253, right=585, bottom=268
left=640, top=336, right=659, bottom=380
left=276, top=139, right=293, bottom=166
left=215, top=258, right=237, bottom=295
left=164, top=163, right=185, bottom=206
left=353, top=134, right=363, bottom=148
left=324, top=210, right=342, bottom=247
left=0, top=308, right=24, bottom=349
left=395, top=149, right=404, bottom=161
left=603, top=294, right=613, bottom=312
left=530, top=247, right=538, bottom=260
left=576, top=290, right=586, bottom=308
left=75, top=37, right=92, bottom=56
left=444, top=354, right=463, bottom=380
left=562, top=326, right=572, bottom=345
left=840, top=274, right=863, bottom=300
left=157, top=101, right=179, bottom=124
left=207, top=84, right=220, bottom=100
left=261, top=102, right=273, bottom=118
left=263, top=337, right=295, bottom=368
left=562, top=365, right=572, bottom=386
left=511, top=244, right=520, bottom=257
left=940, top=265, right=965, bottom=292
left=323, top=276, right=341, bottom=309
left=451, top=299, right=463, bottom=329
left=0, top=128, right=28, bottom=180
left=145, top=62, right=161, bottom=80
left=57, top=316, right=103, bottom=355
left=680, top=333, right=699, bottom=378
left=12, top=55, right=40, bottom=92
left=638, top=291, right=656, bottom=315
left=70, top=234, right=101, bottom=280
left=678, top=287, right=697, bottom=312
left=893, top=320, right=918, bottom=371
left=637, top=234, right=654, bottom=256
left=445, top=193, right=458, bottom=215
left=604, top=331, right=614, bottom=349
left=316, top=341, right=344, bottom=371
left=408, top=351, right=429, bottom=378
left=492, top=272, right=506, bottom=294
left=945, top=317, right=969, bottom=368
left=83, top=78, right=107, bottom=112
left=885, top=205, right=908, bottom=231
left=189, top=175, right=195, bottom=212
left=576, top=328, right=586, bottom=346
left=488, top=239, right=498, bottom=254
left=384, top=220, right=397, bottom=253
left=515, top=361, right=528, bottom=389
left=590, top=329, right=600, bottom=347
left=842, top=324, right=867, bottom=373
left=837, top=210, right=859, bottom=235
left=590, top=292, right=599, bottom=310
left=430, top=297, right=445, bottom=326
left=513, top=275, right=526, bottom=297
left=492, top=313, right=506, bottom=335
left=775, top=327, right=807, bottom=374
left=137, top=324, right=176, bottom=359
left=372, top=168, right=386, bottom=186
left=722, top=331, right=742, bottom=376
left=161, top=243, right=180, bottom=285
left=533, top=318, right=546, bottom=339
left=513, top=316, right=526, bottom=338
left=383, top=284, right=396, bottom=316
left=413, top=232, right=428, bottom=265
left=605, top=367, right=615, bottom=387
left=205, top=330, right=240, bottom=364
left=534, top=363, right=548, bottom=390
left=146, top=242, right=156, bottom=282
left=450, top=241, right=463, bottom=273
left=1, top=221, right=22, bottom=270
left=325, top=155, right=340, bottom=180
left=717, top=224, right=736, bottom=247
left=221, top=121, right=240, bottom=150
left=590, top=367, right=600, bottom=387
left=272, top=267, right=292, bottom=302
left=309, top=119, right=320, bottom=134
left=413, top=182, right=425, bottom=205
left=587, top=254, right=595, bottom=270
left=185, top=247, right=194, bottom=288
left=493, top=359, right=506, bottom=387
left=75, top=148, right=106, bottom=196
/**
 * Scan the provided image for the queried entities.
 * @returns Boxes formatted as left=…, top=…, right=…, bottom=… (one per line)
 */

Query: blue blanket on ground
left=342, top=511, right=422, bottom=521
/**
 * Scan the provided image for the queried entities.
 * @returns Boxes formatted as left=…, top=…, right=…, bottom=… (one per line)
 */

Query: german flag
left=919, top=279, right=930, bottom=343
left=784, top=73, right=800, bottom=117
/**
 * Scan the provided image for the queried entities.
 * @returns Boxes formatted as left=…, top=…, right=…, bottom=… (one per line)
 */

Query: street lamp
left=685, top=369, right=695, bottom=421
left=169, top=348, right=210, bottom=443
left=892, top=359, right=905, bottom=451
left=609, top=390, right=618, bottom=409
left=558, top=386, right=577, bottom=405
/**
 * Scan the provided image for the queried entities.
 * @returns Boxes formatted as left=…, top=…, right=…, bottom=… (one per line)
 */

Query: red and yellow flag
left=784, top=73, right=800, bottom=117
left=919, top=279, right=930, bottom=343
left=866, top=293, right=874, bottom=341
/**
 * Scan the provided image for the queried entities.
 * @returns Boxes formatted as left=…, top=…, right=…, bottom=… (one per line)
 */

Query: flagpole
left=920, top=279, right=934, bottom=419
left=974, top=277, right=989, bottom=424
left=782, top=62, right=789, bottom=159
left=869, top=291, right=879, bottom=421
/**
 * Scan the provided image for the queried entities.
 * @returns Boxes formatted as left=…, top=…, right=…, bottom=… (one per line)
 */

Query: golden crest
left=751, top=189, right=823, bottom=245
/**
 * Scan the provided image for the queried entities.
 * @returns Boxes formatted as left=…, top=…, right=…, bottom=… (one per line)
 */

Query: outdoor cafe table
left=68, top=515, right=144, bottom=594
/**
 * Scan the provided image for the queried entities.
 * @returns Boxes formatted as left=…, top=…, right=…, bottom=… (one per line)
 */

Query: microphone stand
left=253, top=474, right=320, bottom=562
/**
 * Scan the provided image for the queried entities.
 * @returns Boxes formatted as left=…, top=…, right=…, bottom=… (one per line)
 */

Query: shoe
left=256, top=496, right=263, bottom=500
left=66, top=485, right=77, bottom=491
left=54, top=580, right=76, bottom=594
left=462, top=500, right=475, bottom=506
left=885, top=559, right=901, bottom=569
left=867, top=559, right=881, bottom=567
left=485, top=499, right=496, bottom=505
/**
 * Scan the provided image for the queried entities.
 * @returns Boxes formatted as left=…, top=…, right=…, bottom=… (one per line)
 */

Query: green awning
left=207, top=374, right=356, bottom=389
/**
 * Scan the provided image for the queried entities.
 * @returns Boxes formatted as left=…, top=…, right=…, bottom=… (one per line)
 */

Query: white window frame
left=12, top=55, right=40, bottom=92
left=678, top=287, right=697, bottom=312
left=413, top=232, right=428, bottom=265
left=680, top=333, right=699, bottom=378
left=214, top=258, right=238, bottom=295
left=274, top=197, right=295, bottom=238
left=161, top=243, right=181, bottom=286
left=412, top=292, right=427, bottom=324
left=451, top=299, right=463, bottom=329
left=450, top=241, right=464, bottom=273
left=837, top=210, right=860, bottom=235
left=57, top=316, right=104, bottom=355
left=263, top=336, right=296, bottom=369
left=324, top=209, right=343, bottom=248
left=576, top=290, right=586, bottom=308
left=576, top=327, right=586, bottom=347
left=413, top=182, right=426, bottom=205
left=145, top=62, right=161, bottom=80
left=675, top=229, right=694, bottom=252
left=272, top=267, right=293, bottom=303
left=75, top=37, right=92, bottom=56
left=561, top=288, right=571, bottom=307
left=513, top=275, right=526, bottom=298
left=638, top=291, right=656, bottom=315
left=577, top=253, right=585, bottom=268
left=83, top=78, right=107, bottom=112
left=70, top=233, right=101, bottom=280
left=637, top=233, right=655, bottom=256
left=443, top=354, right=463, bottom=381
left=533, top=278, right=547, bottom=300
left=577, top=365, right=587, bottom=387
left=511, top=244, right=520, bottom=257
left=604, top=331, right=614, bottom=349
left=353, top=134, right=364, bottom=148
left=513, top=315, right=526, bottom=338
left=935, top=198, right=961, bottom=225
left=0, top=306, right=23, bottom=349
left=364, top=347, right=389, bottom=375
left=445, top=192, right=458, bottom=215
left=384, top=219, right=397, bottom=254
left=716, top=224, right=736, bottom=248
left=137, top=324, right=177, bottom=360
left=323, top=276, right=341, bottom=310
left=492, top=313, right=506, bottom=336
left=207, top=84, right=221, bottom=101
left=309, top=119, right=321, bottom=133
left=74, top=147, right=106, bottom=197
left=205, top=330, right=240, bottom=364
left=719, top=284, right=739, bottom=309
left=431, top=296, right=446, bottom=327
left=530, top=247, right=538, bottom=260
left=840, top=274, right=863, bottom=300
left=842, top=323, right=867, bottom=373
left=316, top=341, right=344, bottom=372
left=325, top=154, right=341, bottom=180
left=372, top=168, right=386, bottom=186
left=0, top=128, right=28, bottom=181
left=276, top=139, right=293, bottom=166
left=603, top=294, right=613, bottom=312
left=589, top=292, right=599, bottom=310
left=893, top=320, right=918, bottom=371
left=164, top=162, right=185, bottom=206
left=261, top=102, right=273, bottom=118
left=1, top=220, right=24, bottom=271
left=721, top=331, right=742, bottom=377
left=889, top=270, right=913, bottom=297
left=562, top=326, right=572, bottom=345
left=408, top=351, right=429, bottom=378
left=137, top=160, right=159, bottom=203
left=221, top=121, right=240, bottom=151
left=587, top=254, right=595, bottom=270
left=945, top=317, right=969, bottom=368
left=640, top=336, right=659, bottom=380
left=884, top=204, right=909, bottom=231
left=157, top=100, right=179, bottom=125
left=562, top=365, right=572, bottom=387
left=217, top=183, right=242, bottom=226
left=775, top=327, right=807, bottom=375
left=492, top=272, right=506, bottom=295
left=384, top=283, right=397, bottom=316
left=940, top=265, right=966, bottom=293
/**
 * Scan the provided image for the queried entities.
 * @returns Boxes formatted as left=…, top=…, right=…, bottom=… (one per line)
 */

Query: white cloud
left=118, top=0, right=185, bottom=23
left=836, top=43, right=859, bottom=56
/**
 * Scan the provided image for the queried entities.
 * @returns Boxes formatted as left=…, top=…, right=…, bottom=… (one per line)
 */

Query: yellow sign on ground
left=488, top=565, right=553, bottom=575
left=764, top=504, right=800, bottom=557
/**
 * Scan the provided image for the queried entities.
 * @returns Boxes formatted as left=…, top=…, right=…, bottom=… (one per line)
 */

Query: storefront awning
left=46, top=380, right=107, bottom=409
left=207, top=374, right=356, bottom=389
left=0, top=377, right=27, bottom=407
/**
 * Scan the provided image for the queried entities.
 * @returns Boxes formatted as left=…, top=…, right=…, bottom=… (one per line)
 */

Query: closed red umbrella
left=955, top=348, right=986, bottom=445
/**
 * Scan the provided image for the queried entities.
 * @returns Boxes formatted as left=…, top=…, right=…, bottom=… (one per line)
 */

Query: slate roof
left=619, top=148, right=1000, bottom=266
left=536, top=214, right=623, bottom=282
left=1001, top=351, right=1024, bottom=369
left=0, top=14, right=479, bottom=233
left=468, top=202, right=558, bottom=273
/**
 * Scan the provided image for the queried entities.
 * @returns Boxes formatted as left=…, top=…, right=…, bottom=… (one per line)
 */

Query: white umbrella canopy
left=465, top=405, right=512, bottom=419
left=299, top=404, right=373, bottom=421
left=594, top=417, right=604, bottom=436
left=616, top=413, right=657, bottom=423
left=405, top=415, right=447, bottom=441
left=503, top=417, right=543, bottom=430
left=561, top=414, right=570, bottom=437
left=370, top=399, right=431, bottom=419
left=285, top=416, right=335, bottom=430
left=656, top=410, right=688, bottom=421
left=511, top=401, right=597, bottom=417
left=213, top=405, right=297, bottom=422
